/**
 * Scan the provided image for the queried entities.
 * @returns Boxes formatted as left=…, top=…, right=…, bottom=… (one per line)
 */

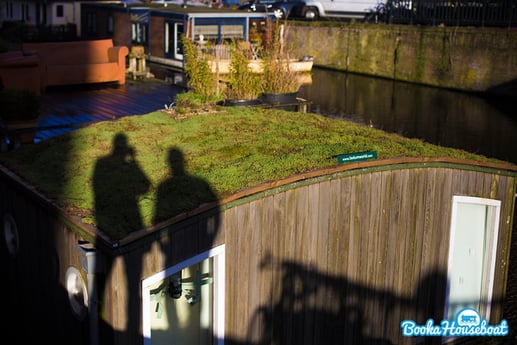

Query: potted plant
left=259, top=18, right=301, bottom=105
left=0, top=88, right=41, bottom=145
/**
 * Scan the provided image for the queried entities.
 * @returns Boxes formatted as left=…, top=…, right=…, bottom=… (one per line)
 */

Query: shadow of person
left=414, top=269, right=448, bottom=345
left=148, top=147, right=220, bottom=343
left=93, top=133, right=150, bottom=239
left=153, top=147, right=219, bottom=242
left=92, top=132, right=151, bottom=345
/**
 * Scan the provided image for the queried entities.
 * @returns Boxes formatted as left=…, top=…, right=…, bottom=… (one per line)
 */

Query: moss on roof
left=0, top=107, right=508, bottom=240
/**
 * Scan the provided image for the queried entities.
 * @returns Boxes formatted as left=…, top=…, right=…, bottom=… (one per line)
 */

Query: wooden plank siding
left=0, top=166, right=89, bottom=342
left=219, top=161, right=516, bottom=345
left=1, top=158, right=516, bottom=345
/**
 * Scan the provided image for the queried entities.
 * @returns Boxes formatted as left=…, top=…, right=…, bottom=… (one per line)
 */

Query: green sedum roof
left=0, top=107, right=508, bottom=240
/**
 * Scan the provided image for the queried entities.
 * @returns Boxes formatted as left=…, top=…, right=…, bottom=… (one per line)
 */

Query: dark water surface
left=298, top=68, right=517, bottom=165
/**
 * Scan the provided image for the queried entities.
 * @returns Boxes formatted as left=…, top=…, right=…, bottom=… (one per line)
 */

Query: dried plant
left=260, top=18, right=300, bottom=94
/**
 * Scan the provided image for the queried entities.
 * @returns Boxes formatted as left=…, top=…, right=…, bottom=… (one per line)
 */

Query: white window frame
left=174, top=22, right=184, bottom=60
left=132, top=22, right=147, bottom=44
left=142, top=244, right=225, bottom=345
left=444, top=195, right=501, bottom=322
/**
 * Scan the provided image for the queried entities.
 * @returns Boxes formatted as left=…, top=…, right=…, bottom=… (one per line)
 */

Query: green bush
left=174, top=91, right=220, bottom=114
left=181, top=35, right=219, bottom=103
left=224, top=41, right=262, bottom=100
left=0, top=88, right=41, bottom=122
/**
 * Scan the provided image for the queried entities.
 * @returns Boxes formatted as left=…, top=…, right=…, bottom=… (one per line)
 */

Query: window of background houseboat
left=107, top=15, right=113, bottom=34
left=6, top=2, right=13, bottom=19
left=165, top=21, right=184, bottom=60
left=86, top=12, right=96, bottom=35
left=22, top=3, right=29, bottom=20
left=220, top=25, right=244, bottom=40
left=38, top=3, right=46, bottom=24
left=55, top=4, right=64, bottom=18
left=132, top=21, right=148, bottom=44
left=175, top=22, right=184, bottom=59
left=165, top=22, right=170, bottom=56
left=193, top=25, right=219, bottom=42
left=192, top=24, right=245, bottom=43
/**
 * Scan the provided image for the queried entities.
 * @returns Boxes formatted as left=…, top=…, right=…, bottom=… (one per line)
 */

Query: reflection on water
left=299, top=68, right=517, bottom=165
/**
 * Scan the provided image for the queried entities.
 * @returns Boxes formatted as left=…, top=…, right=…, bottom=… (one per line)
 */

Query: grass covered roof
left=0, top=107, right=506, bottom=240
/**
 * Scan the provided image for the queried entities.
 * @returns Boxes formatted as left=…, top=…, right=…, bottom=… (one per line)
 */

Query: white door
left=446, top=196, right=501, bottom=320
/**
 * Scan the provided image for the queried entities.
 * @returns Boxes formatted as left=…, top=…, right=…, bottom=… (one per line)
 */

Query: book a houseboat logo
left=400, top=308, right=508, bottom=337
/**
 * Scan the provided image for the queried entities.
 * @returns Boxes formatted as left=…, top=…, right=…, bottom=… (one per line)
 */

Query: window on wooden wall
left=142, top=245, right=225, bottom=345
left=445, top=196, right=501, bottom=321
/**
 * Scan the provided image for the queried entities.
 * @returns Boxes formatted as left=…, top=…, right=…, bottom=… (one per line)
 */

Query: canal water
left=298, top=68, right=517, bottom=165
left=152, top=64, right=516, bottom=165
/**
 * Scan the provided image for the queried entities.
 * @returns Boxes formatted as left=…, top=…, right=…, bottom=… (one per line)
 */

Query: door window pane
left=446, top=196, right=501, bottom=320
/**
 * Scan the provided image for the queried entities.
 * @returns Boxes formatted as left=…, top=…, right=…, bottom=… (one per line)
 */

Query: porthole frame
left=65, top=266, right=89, bottom=320
left=3, top=213, right=19, bottom=257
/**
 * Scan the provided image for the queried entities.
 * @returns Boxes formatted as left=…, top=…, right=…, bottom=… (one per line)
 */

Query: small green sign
left=337, top=151, right=377, bottom=164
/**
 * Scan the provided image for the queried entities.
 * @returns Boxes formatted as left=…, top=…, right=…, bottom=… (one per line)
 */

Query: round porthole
left=3, top=213, right=19, bottom=257
left=66, top=267, right=89, bottom=320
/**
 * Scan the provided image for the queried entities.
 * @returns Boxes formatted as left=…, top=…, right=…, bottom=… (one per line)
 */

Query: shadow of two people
left=92, top=132, right=219, bottom=344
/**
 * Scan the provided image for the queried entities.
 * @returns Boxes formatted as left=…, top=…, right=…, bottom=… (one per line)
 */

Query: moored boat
left=207, top=56, right=314, bottom=74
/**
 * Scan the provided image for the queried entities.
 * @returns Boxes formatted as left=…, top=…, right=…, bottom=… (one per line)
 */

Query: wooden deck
left=35, top=78, right=184, bottom=142
left=33, top=76, right=311, bottom=143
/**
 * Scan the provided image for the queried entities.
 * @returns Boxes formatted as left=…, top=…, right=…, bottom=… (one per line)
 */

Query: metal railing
left=382, top=0, right=517, bottom=27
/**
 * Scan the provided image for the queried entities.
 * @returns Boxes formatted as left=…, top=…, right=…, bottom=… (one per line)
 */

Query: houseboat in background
left=81, top=3, right=284, bottom=79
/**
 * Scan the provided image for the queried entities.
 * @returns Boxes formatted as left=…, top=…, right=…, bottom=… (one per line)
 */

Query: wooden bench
left=22, top=39, right=129, bottom=91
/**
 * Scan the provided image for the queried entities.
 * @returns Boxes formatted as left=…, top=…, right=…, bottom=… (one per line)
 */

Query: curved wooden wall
left=219, top=160, right=516, bottom=344
left=2, top=158, right=516, bottom=345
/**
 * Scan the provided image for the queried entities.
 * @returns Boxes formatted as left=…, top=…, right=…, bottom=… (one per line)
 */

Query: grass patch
left=0, top=107, right=502, bottom=240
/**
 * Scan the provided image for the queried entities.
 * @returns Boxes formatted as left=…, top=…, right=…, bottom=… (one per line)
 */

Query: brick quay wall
left=287, top=23, right=517, bottom=96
